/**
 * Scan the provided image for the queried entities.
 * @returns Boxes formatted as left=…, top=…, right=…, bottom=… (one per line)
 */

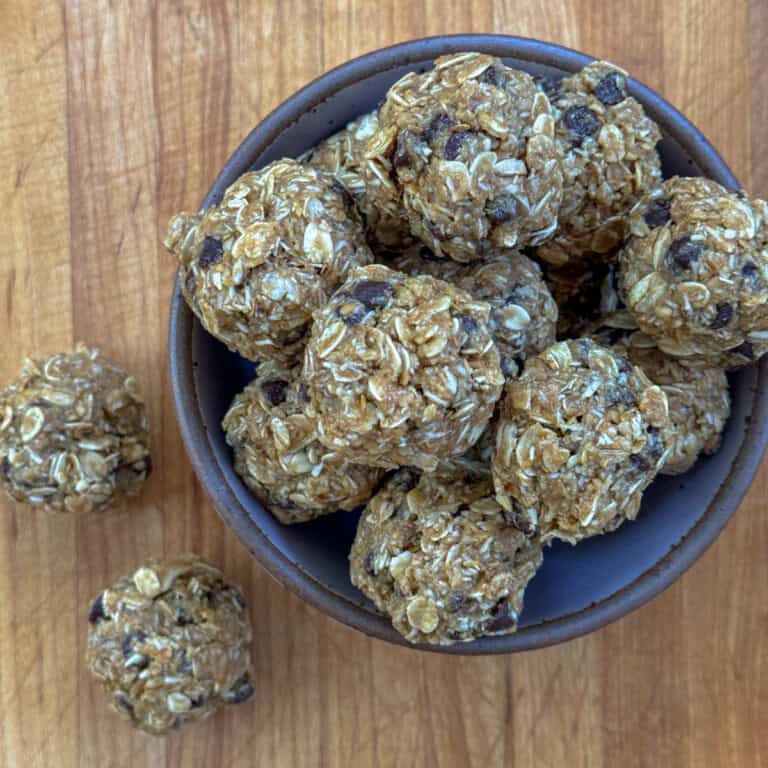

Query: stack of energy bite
left=165, top=52, right=768, bottom=646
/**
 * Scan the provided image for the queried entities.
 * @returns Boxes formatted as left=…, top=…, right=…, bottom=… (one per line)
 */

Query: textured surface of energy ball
left=587, top=312, right=731, bottom=475
left=164, top=159, right=373, bottom=364
left=301, top=111, right=414, bottom=250
left=349, top=466, right=543, bottom=645
left=364, top=52, right=563, bottom=262
left=392, top=247, right=558, bottom=377
left=303, top=264, right=504, bottom=470
left=619, top=177, right=768, bottom=366
left=492, top=339, right=670, bottom=544
left=86, top=556, right=253, bottom=735
left=222, top=362, right=383, bottom=524
left=536, top=61, right=662, bottom=267
left=0, top=344, right=151, bottom=513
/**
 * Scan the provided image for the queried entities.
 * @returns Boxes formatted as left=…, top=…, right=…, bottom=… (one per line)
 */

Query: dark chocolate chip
left=224, top=675, right=255, bottom=705
left=484, top=194, right=517, bottom=225
left=353, top=280, right=393, bottom=310
left=594, top=71, right=627, bottom=105
left=198, top=236, right=224, bottom=269
left=643, top=198, right=671, bottom=229
left=563, top=106, right=600, bottom=139
left=423, top=112, right=454, bottom=143
left=710, top=303, right=734, bottom=330
left=88, top=593, right=107, bottom=624
left=261, top=379, right=289, bottom=406
left=732, top=341, right=754, bottom=360
left=667, top=236, right=701, bottom=270
left=448, top=592, right=467, bottom=613
left=444, top=131, right=470, bottom=161
left=487, top=600, right=517, bottom=632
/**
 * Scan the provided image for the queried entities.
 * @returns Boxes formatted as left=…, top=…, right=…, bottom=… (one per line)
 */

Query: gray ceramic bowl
left=168, top=35, right=768, bottom=653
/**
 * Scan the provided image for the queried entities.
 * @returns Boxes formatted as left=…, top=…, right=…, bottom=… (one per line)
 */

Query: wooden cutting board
left=0, top=1, right=766, bottom=766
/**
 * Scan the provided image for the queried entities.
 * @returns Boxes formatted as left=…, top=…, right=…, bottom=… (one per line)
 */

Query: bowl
left=168, top=34, right=768, bottom=653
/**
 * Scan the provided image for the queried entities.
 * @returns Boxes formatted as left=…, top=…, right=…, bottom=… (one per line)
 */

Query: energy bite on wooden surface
left=86, top=556, right=254, bottom=735
left=364, top=52, right=563, bottom=262
left=492, top=339, right=670, bottom=544
left=164, top=158, right=373, bottom=364
left=349, top=466, right=543, bottom=645
left=587, top=312, right=731, bottom=475
left=620, top=177, right=768, bottom=367
left=0, top=344, right=151, bottom=513
left=303, top=264, right=504, bottom=471
left=301, top=111, right=414, bottom=251
left=222, top=361, right=383, bottom=524
left=536, top=61, right=662, bottom=267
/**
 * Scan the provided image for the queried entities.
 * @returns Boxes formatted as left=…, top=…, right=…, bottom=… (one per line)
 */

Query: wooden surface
left=0, top=1, right=766, bottom=766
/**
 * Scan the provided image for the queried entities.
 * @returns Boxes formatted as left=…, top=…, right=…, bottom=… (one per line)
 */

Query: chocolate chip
left=423, top=112, right=454, bottom=144
left=485, top=194, right=517, bottom=225
left=487, top=600, right=516, bottom=632
left=330, top=179, right=354, bottom=210
left=594, top=71, right=627, bottom=105
left=364, top=551, right=377, bottom=576
left=709, top=303, right=734, bottom=330
left=643, top=198, right=671, bottom=229
left=198, top=236, right=224, bottom=269
left=563, top=106, right=600, bottom=139
left=448, top=592, right=467, bottom=613
left=732, top=341, right=754, bottom=360
left=444, top=131, right=470, bottom=161
left=353, top=280, right=393, bottom=310
left=261, top=379, right=289, bottom=406
left=88, top=593, right=107, bottom=624
left=480, top=65, right=505, bottom=87
left=667, top=236, right=701, bottom=270
left=224, top=675, right=255, bottom=705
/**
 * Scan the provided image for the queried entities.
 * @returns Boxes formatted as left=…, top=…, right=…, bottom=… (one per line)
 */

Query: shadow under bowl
left=169, top=34, right=768, bottom=654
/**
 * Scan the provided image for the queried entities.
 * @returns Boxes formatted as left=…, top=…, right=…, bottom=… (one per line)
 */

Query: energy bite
left=86, top=556, right=253, bottom=735
left=587, top=313, right=730, bottom=475
left=393, top=247, right=558, bottom=377
left=164, top=159, right=373, bottom=364
left=301, top=112, right=414, bottom=250
left=0, top=344, right=151, bottom=513
left=303, top=264, right=504, bottom=470
left=537, top=61, right=662, bottom=267
left=349, top=466, right=543, bottom=645
left=222, top=362, right=383, bottom=524
left=620, top=177, right=768, bottom=366
left=492, top=339, right=670, bottom=544
left=365, top=52, right=563, bottom=262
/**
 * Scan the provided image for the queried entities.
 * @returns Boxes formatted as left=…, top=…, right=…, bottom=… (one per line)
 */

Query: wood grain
left=0, top=1, right=766, bottom=766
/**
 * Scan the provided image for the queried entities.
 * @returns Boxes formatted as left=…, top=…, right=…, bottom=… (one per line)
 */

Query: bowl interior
left=175, top=39, right=766, bottom=652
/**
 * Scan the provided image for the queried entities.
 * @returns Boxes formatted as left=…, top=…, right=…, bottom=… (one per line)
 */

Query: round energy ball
left=587, top=312, right=731, bottom=475
left=222, top=362, right=383, bottom=524
left=364, top=52, right=563, bottom=262
left=349, top=466, right=543, bottom=645
left=492, top=339, right=671, bottom=544
left=536, top=61, right=662, bottom=267
left=303, top=264, right=504, bottom=471
left=164, top=158, right=373, bottom=364
left=0, top=344, right=151, bottom=513
left=301, top=111, right=414, bottom=251
left=392, top=247, right=558, bottom=377
left=619, top=177, right=768, bottom=366
left=86, top=556, right=253, bottom=735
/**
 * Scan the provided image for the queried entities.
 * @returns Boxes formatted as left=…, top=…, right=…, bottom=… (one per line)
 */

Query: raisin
left=88, top=593, right=107, bottom=624
left=563, top=106, right=600, bottom=139
left=261, top=379, right=289, bottom=406
left=198, top=236, right=224, bottom=269
left=423, top=112, right=454, bottom=144
left=667, top=236, right=701, bottom=270
left=353, top=280, right=393, bottom=310
left=224, top=674, right=255, bottom=705
left=709, top=303, right=734, bottom=330
left=487, top=600, right=516, bottom=632
left=485, top=194, right=517, bottom=225
left=444, top=131, right=470, bottom=161
left=643, top=198, right=671, bottom=229
left=594, top=71, right=627, bottom=105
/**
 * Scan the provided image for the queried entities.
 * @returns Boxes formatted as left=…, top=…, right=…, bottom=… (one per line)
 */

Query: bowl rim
left=168, top=33, right=768, bottom=654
